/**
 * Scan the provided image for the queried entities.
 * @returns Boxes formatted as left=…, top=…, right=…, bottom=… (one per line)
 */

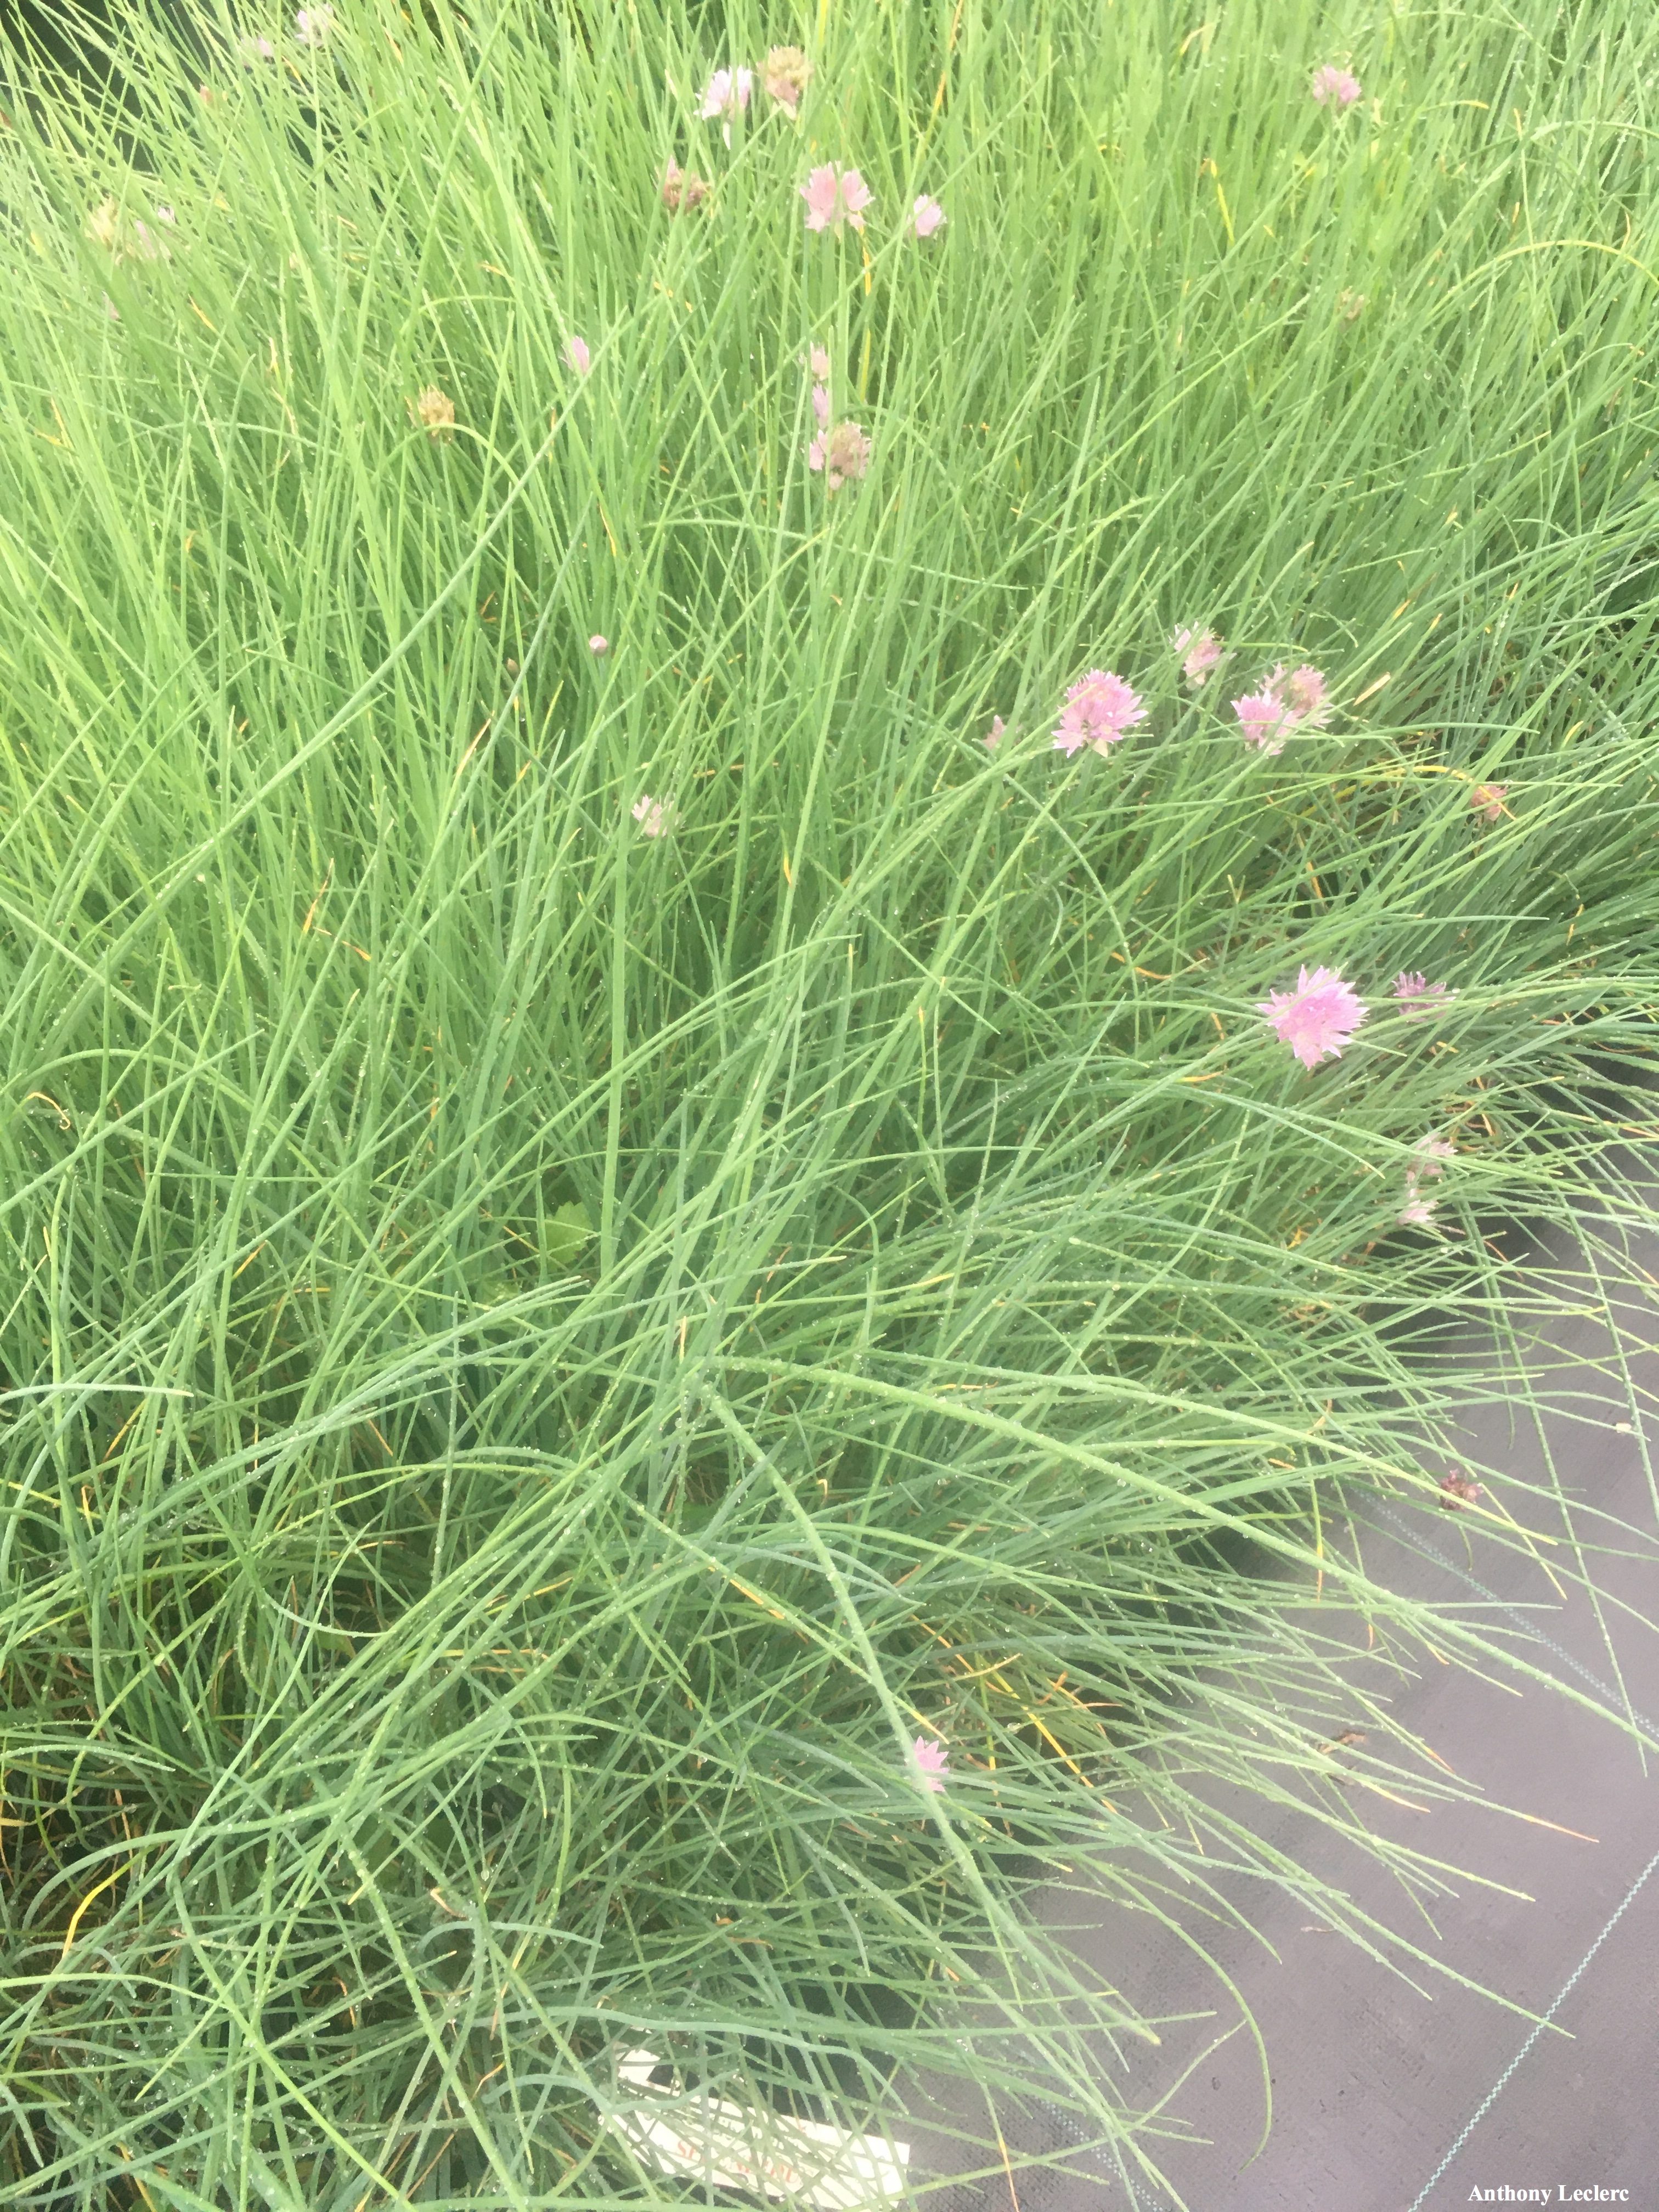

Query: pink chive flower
left=811, top=382, right=831, bottom=426
left=103, top=292, right=120, bottom=320
left=809, top=420, right=871, bottom=493
left=237, top=32, right=276, bottom=61
left=1397, top=1175, right=1438, bottom=1228
left=294, top=5, right=335, bottom=47
left=1257, top=965, right=1369, bottom=1070
left=984, top=715, right=1006, bottom=751
left=1311, top=65, right=1362, bottom=108
left=1233, top=688, right=1293, bottom=755
left=763, top=46, right=813, bottom=115
left=808, top=345, right=832, bottom=380
left=912, top=195, right=946, bottom=239
left=1053, top=670, right=1147, bottom=757
left=1279, top=664, right=1331, bottom=726
left=1172, top=625, right=1224, bottom=686
left=1412, top=1133, right=1457, bottom=1179
left=801, top=163, right=873, bottom=234
left=1392, top=971, right=1454, bottom=1019
left=1470, top=781, right=1508, bottom=822
left=632, top=793, right=678, bottom=838
left=1440, top=1469, right=1482, bottom=1510
left=563, top=335, right=591, bottom=376
left=699, top=67, right=753, bottom=121
left=662, top=160, right=709, bottom=213
left=588, top=635, right=608, bottom=655
left=912, top=1736, right=950, bottom=1792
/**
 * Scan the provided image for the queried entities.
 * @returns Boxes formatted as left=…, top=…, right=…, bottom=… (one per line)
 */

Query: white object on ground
left=601, top=2046, right=911, bottom=2208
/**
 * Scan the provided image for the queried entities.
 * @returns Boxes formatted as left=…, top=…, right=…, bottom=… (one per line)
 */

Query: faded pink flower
left=809, top=419, right=871, bottom=493
left=1439, top=1469, right=1482, bottom=1509
left=405, top=386, right=455, bottom=443
left=1172, top=625, right=1224, bottom=686
left=699, top=67, right=753, bottom=121
left=237, top=32, right=276, bottom=61
left=588, top=635, right=608, bottom=655
left=984, top=715, right=1006, bottom=751
left=1053, top=670, right=1146, bottom=757
left=1397, top=1174, right=1438, bottom=1228
left=662, top=160, right=709, bottom=213
left=1470, top=781, right=1508, bottom=822
left=1280, top=664, right=1331, bottom=726
left=912, top=195, right=946, bottom=239
left=1412, top=1133, right=1456, bottom=1180
left=1257, top=964, right=1369, bottom=1070
left=912, top=1735, right=950, bottom=1792
left=801, top=163, right=873, bottom=234
left=154, top=204, right=175, bottom=225
left=1311, top=64, right=1362, bottom=108
left=1233, top=689, right=1293, bottom=755
left=811, top=382, right=831, bottom=426
left=808, top=345, right=832, bottom=380
left=294, top=5, right=335, bottom=47
left=763, top=45, right=812, bottom=115
left=102, top=291, right=120, bottom=320
left=564, top=334, right=591, bottom=376
left=632, top=793, right=678, bottom=838
left=1392, top=971, right=1454, bottom=1019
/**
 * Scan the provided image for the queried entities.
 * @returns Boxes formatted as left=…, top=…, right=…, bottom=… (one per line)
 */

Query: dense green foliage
left=1, top=0, right=1657, bottom=2200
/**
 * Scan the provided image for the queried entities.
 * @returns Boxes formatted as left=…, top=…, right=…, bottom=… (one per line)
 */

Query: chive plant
left=2, top=0, right=1658, bottom=2201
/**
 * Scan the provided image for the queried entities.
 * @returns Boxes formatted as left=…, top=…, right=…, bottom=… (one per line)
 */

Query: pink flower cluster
left=1232, top=663, right=1330, bottom=755
left=1260, top=960, right=1455, bottom=1071
left=804, top=346, right=871, bottom=493
left=1256, top=966, right=1368, bottom=1070
left=1172, top=625, right=1225, bottom=687
left=912, top=1736, right=950, bottom=1791
left=801, top=163, right=874, bottom=234
left=699, top=66, right=753, bottom=122
left=800, top=168, right=947, bottom=242
left=698, top=49, right=812, bottom=127
left=1311, top=64, right=1362, bottom=108
left=1392, top=970, right=1454, bottom=1019
left=1399, top=1132, right=1455, bottom=1227
left=1052, top=671, right=1147, bottom=757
